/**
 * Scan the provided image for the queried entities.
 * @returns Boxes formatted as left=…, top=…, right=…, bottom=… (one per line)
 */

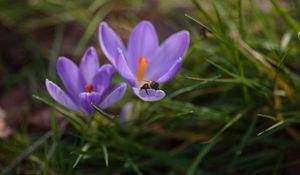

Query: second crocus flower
left=99, top=21, right=189, bottom=101
left=45, top=47, right=126, bottom=114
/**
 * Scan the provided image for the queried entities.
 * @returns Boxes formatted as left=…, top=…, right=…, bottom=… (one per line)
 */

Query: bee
left=140, top=81, right=159, bottom=95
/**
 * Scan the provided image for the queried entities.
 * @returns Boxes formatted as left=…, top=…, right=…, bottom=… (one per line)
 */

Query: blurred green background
left=1, top=0, right=300, bottom=174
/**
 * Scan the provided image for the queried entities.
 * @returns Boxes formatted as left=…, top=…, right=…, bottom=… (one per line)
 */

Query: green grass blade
left=185, top=140, right=218, bottom=175
left=185, top=14, right=213, bottom=33
left=257, top=120, right=286, bottom=136
left=205, top=108, right=248, bottom=143
left=92, top=104, right=116, bottom=120
left=72, top=143, right=90, bottom=168
left=167, top=75, right=221, bottom=99
left=32, top=95, right=86, bottom=132
left=125, top=155, right=144, bottom=175
left=102, top=144, right=109, bottom=167
left=271, top=0, right=300, bottom=32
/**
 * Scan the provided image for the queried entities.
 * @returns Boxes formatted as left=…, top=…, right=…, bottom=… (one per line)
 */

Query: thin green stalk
left=185, top=140, right=218, bottom=175
left=238, top=0, right=246, bottom=40
left=271, top=0, right=300, bottom=32
left=75, top=2, right=112, bottom=56
left=191, top=0, right=214, bottom=24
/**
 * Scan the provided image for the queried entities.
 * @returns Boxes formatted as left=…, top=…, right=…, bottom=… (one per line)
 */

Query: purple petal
left=119, top=102, right=131, bottom=124
left=80, top=47, right=99, bottom=85
left=79, top=92, right=102, bottom=114
left=99, top=22, right=126, bottom=67
left=56, top=57, right=84, bottom=101
left=127, top=21, right=159, bottom=75
left=156, top=57, right=182, bottom=83
left=132, top=87, right=165, bottom=101
left=148, top=31, right=189, bottom=81
left=99, top=83, right=127, bottom=109
left=92, top=64, right=114, bottom=97
left=45, top=79, right=80, bottom=112
left=116, top=48, right=136, bottom=86
left=119, top=102, right=134, bottom=125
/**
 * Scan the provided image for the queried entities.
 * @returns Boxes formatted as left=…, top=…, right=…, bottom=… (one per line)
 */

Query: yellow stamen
left=137, top=57, right=148, bottom=86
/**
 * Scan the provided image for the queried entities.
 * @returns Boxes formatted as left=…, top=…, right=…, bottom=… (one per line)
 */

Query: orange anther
left=137, top=57, right=148, bottom=86
left=85, top=84, right=93, bottom=93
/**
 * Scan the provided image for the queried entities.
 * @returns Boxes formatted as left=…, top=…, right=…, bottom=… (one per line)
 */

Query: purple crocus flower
left=99, top=21, right=189, bottom=101
left=45, top=47, right=126, bottom=114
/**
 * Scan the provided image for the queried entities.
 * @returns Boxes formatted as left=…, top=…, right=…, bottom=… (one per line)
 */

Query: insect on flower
left=140, top=81, right=159, bottom=95
left=45, top=47, right=126, bottom=114
left=99, top=20, right=190, bottom=101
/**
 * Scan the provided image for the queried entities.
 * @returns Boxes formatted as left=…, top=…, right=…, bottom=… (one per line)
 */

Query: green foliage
left=1, top=0, right=300, bottom=174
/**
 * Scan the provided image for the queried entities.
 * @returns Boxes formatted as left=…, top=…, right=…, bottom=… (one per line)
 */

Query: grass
left=1, top=0, right=300, bottom=174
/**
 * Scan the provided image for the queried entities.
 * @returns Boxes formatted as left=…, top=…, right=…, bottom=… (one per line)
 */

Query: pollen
left=137, top=57, right=148, bottom=86
left=85, top=84, right=93, bottom=93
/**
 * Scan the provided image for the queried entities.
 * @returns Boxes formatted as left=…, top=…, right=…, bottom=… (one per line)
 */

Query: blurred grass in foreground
left=1, top=0, right=300, bottom=174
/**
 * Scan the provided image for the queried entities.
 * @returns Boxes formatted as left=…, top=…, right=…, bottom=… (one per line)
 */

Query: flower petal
left=79, top=47, right=99, bottom=84
left=119, top=102, right=140, bottom=125
left=92, top=64, right=114, bottom=97
left=127, top=21, right=159, bottom=75
left=56, top=57, right=84, bottom=101
left=119, top=102, right=133, bottom=125
left=156, top=57, right=182, bottom=83
left=99, top=22, right=126, bottom=67
left=79, top=92, right=102, bottom=114
left=99, top=83, right=127, bottom=109
left=147, top=31, right=189, bottom=80
left=45, top=79, right=80, bottom=112
left=132, top=87, right=165, bottom=101
left=116, top=48, right=136, bottom=86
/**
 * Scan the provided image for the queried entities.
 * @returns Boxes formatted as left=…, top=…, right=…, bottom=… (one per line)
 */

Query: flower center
left=85, top=84, right=94, bottom=93
left=137, top=56, right=148, bottom=86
